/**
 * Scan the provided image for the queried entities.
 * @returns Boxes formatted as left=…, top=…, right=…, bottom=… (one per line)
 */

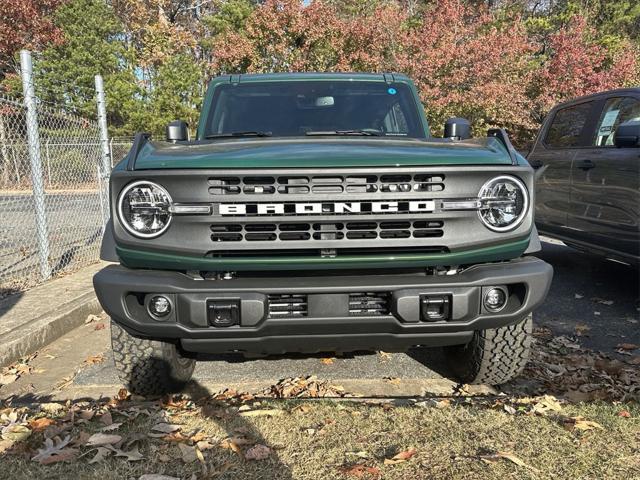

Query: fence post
left=20, top=50, right=51, bottom=281
left=94, top=75, right=111, bottom=227
left=109, top=137, right=114, bottom=168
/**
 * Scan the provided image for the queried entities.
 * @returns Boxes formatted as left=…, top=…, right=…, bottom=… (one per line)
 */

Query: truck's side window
left=593, top=97, right=640, bottom=146
left=544, top=102, right=592, bottom=148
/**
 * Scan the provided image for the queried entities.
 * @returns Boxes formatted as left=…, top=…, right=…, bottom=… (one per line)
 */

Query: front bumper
left=94, top=257, right=552, bottom=355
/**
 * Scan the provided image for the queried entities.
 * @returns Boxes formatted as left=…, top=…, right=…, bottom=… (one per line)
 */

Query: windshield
left=204, top=81, right=426, bottom=139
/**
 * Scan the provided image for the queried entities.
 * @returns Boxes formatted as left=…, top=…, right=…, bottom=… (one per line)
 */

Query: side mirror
left=614, top=120, right=640, bottom=148
left=444, top=117, right=471, bottom=140
left=166, top=120, right=188, bottom=142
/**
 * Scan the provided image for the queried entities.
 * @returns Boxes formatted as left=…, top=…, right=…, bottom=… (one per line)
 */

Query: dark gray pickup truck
left=528, top=88, right=640, bottom=264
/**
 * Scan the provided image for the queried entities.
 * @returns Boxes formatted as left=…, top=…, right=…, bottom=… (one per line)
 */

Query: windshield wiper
left=305, top=129, right=383, bottom=136
left=205, top=131, right=272, bottom=139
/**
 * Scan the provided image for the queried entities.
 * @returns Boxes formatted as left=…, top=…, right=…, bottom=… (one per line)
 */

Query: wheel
left=444, top=314, right=532, bottom=385
left=111, top=320, right=196, bottom=396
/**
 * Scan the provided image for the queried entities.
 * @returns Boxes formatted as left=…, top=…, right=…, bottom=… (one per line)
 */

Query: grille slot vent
left=208, top=174, right=444, bottom=195
left=210, top=221, right=443, bottom=242
left=349, top=293, right=390, bottom=316
left=268, top=294, right=308, bottom=318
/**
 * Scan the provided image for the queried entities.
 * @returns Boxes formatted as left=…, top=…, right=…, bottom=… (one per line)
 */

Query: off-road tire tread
left=446, top=314, right=532, bottom=385
left=111, top=320, right=195, bottom=396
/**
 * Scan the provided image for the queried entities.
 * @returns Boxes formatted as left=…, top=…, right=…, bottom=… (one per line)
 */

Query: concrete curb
left=0, top=292, right=102, bottom=367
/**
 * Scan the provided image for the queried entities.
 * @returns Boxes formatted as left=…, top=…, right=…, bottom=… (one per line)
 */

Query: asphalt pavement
left=0, top=192, right=104, bottom=289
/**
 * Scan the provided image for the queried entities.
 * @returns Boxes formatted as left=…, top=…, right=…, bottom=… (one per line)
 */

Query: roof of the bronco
left=212, top=72, right=411, bottom=83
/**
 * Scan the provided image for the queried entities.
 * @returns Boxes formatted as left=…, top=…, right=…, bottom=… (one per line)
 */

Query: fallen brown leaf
left=32, top=436, right=76, bottom=464
left=84, top=354, right=104, bottom=365
left=196, top=440, right=214, bottom=451
left=338, top=464, right=381, bottom=478
left=479, top=451, right=539, bottom=473
left=85, top=314, right=101, bottom=324
left=86, top=433, right=122, bottom=447
left=195, top=446, right=205, bottom=464
left=320, top=357, right=335, bottom=365
left=525, top=395, right=563, bottom=415
left=377, top=351, right=392, bottom=360
left=101, top=422, right=122, bottom=432
left=177, top=443, right=198, bottom=463
left=79, top=409, right=95, bottom=421
left=568, top=416, right=604, bottom=431
left=244, top=443, right=271, bottom=461
left=100, top=411, right=113, bottom=426
left=114, top=445, right=144, bottom=461
left=116, top=388, right=129, bottom=401
left=154, top=431, right=189, bottom=443
left=151, top=423, right=182, bottom=434
left=72, top=431, right=92, bottom=446
left=220, top=435, right=252, bottom=454
left=189, top=431, right=207, bottom=443
left=1, top=424, right=31, bottom=442
left=89, top=446, right=112, bottom=464
left=0, top=439, right=14, bottom=454
left=384, top=447, right=417, bottom=465
left=617, top=343, right=638, bottom=351
left=39, top=403, right=64, bottom=414
left=28, top=418, right=56, bottom=432
left=94, top=323, right=106, bottom=331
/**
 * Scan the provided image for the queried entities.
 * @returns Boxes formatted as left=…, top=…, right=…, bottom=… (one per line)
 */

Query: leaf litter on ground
left=32, top=435, right=76, bottom=465
left=478, top=450, right=540, bottom=473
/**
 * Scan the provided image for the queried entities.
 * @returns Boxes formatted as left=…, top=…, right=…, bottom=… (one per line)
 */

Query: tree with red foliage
left=533, top=16, right=638, bottom=119
left=0, top=0, right=65, bottom=81
left=209, top=0, right=638, bottom=147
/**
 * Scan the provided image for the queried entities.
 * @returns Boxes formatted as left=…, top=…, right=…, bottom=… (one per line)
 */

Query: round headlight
left=117, top=181, right=172, bottom=238
left=477, top=175, right=528, bottom=232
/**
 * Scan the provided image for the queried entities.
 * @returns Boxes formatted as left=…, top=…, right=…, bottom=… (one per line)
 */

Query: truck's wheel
left=111, top=320, right=196, bottom=396
left=444, top=314, right=532, bottom=385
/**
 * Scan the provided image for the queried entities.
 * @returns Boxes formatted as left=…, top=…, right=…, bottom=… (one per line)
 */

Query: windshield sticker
left=387, top=87, right=397, bottom=95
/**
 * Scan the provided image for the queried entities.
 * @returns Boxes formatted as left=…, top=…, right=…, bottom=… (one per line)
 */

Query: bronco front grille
left=208, top=174, right=445, bottom=195
left=349, top=292, right=390, bottom=316
left=211, top=220, right=444, bottom=242
left=267, top=294, right=308, bottom=318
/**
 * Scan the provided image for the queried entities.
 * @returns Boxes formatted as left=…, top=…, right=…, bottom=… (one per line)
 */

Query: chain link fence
left=0, top=85, right=132, bottom=296
left=110, top=137, right=134, bottom=167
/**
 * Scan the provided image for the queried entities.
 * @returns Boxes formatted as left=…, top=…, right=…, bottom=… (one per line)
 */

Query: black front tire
left=444, top=314, right=532, bottom=385
left=111, top=320, right=196, bottom=396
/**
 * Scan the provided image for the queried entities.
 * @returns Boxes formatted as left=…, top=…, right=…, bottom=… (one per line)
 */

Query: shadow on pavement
left=0, top=290, right=23, bottom=321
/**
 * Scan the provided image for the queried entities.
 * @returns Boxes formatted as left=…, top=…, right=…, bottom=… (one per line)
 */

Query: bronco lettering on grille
left=218, top=201, right=436, bottom=216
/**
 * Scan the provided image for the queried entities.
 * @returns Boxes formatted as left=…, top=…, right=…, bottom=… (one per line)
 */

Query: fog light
left=484, top=287, right=507, bottom=312
left=149, top=295, right=171, bottom=317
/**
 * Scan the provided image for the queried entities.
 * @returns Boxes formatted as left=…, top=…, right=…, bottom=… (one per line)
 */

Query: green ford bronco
left=94, top=73, right=553, bottom=395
